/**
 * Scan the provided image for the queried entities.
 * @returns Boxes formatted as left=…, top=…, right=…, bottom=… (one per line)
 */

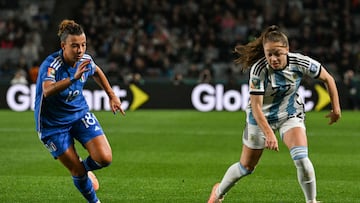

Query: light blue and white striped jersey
left=34, top=49, right=97, bottom=131
left=247, top=52, right=321, bottom=125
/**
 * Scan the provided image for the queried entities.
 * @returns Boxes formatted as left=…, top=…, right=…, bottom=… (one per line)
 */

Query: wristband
left=70, top=76, right=77, bottom=84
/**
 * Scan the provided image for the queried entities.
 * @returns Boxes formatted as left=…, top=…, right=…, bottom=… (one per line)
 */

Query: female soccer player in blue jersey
left=34, top=19, right=125, bottom=203
left=208, top=25, right=341, bottom=203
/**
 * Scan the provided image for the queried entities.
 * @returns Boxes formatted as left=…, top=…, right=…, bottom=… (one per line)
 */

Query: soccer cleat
left=207, top=183, right=224, bottom=203
left=307, top=201, right=321, bottom=203
left=88, top=171, right=100, bottom=191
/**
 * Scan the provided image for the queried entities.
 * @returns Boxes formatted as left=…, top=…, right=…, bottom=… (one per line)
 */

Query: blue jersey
left=247, top=52, right=321, bottom=125
left=34, top=49, right=97, bottom=131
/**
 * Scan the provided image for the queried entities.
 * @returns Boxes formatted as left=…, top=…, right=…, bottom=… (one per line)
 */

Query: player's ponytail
left=234, top=25, right=288, bottom=71
left=57, top=19, right=84, bottom=42
left=234, top=36, right=264, bottom=71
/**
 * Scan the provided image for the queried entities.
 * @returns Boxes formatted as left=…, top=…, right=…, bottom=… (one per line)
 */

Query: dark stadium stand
left=0, top=0, right=359, bottom=91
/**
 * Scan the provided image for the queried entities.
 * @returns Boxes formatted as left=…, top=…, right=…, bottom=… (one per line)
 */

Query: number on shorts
left=81, top=112, right=98, bottom=128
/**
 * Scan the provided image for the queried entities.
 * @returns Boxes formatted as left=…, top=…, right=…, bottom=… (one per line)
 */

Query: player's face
left=263, top=41, right=289, bottom=70
left=61, top=33, right=87, bottom=67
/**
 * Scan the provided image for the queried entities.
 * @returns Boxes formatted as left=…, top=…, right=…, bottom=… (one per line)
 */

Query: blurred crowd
left=1, top=0, right=360, bottom=91
left=73, top=0, right=360, bottom=86
left=0, top=0, right=53, bottom=84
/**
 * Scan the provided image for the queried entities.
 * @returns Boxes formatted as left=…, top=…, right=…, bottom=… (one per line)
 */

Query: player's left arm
left=92, top=65, right=125, bottom=115
left=317, top=66, right=341, bottom=124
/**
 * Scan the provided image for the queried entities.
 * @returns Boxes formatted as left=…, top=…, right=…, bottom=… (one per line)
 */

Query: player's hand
left=265, top=134, right=279, bottom=152
left=110, top=96, right=125, bottom=116
left=326, top=109, right=341, bottom=125
left=74, top=59, right=90, bottom=79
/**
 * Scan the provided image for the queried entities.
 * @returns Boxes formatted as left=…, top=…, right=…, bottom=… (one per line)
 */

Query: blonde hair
left=57, top=19, right=84, bottom=42
left=234, top=25, right=289, bottom=70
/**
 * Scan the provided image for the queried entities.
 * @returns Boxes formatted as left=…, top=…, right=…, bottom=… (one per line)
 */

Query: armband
left=70, top=76, right=77, bottom=84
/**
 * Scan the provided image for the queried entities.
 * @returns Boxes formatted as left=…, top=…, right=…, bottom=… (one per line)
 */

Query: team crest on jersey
left=47, top=67, right=55, bottom=78
left=79, top=73, right=86, bottom=82
left=251, top=78, right=261, bottom=89
left=292, top=73, right=298, bottom=80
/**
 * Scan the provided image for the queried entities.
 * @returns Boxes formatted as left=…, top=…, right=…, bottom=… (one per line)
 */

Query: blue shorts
left=38, top=112, right=104, bottom=158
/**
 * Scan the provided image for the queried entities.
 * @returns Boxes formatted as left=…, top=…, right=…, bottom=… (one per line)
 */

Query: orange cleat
left=88, top=171, right=99, bottom=191
left=207, top=183, right=224, bottom=203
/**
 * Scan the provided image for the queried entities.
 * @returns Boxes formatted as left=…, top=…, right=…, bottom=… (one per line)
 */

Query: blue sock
left=72, top=174, right=98, bottom=203
left=82, top=156, right=104, bottom=171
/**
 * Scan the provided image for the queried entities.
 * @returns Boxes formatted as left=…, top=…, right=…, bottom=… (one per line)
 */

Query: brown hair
left=57, top=19, right=84, bottom=42
left=234, top=25, right=289, bottom=70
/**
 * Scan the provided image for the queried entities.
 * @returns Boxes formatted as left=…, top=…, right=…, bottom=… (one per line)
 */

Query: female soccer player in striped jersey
left=208, top=25, right=341, bottom=203
left=34, top=19, right=125, bottom=203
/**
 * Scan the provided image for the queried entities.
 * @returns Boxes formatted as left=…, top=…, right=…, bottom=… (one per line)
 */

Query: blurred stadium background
left=1, top=0, right=360, bottom=110
left=1, top=1, right=360, bottom=202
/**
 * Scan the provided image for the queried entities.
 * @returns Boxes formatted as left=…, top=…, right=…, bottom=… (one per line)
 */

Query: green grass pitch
left=0, top=110, right=359, bottom=202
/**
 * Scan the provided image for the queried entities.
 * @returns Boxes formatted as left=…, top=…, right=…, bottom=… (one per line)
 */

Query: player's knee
left=98, top=153, right=112, bottom=167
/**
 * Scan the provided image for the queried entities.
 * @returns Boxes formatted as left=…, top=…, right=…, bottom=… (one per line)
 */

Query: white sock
left=217, top=162, right=252, bottom=197
left=294, top=157, right=317, bottom=201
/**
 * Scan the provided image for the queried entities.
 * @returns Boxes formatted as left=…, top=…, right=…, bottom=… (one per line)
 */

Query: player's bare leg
left=82, top=135, right=112, bottom=171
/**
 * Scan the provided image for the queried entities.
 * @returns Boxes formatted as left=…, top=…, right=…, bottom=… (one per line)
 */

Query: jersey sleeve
left=41, top=55, right=61, bottom=82
left=249, top=58, right=267, bottom=95
left=89, top=58, right=97, bottom=75
left=44, top=67, right=56, bottom=82
left=83, top=54, right=97, bottom=76
left=291, top=53, right=321, bottom=79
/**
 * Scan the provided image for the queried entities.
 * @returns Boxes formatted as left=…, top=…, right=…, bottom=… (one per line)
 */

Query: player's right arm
left=43, top=78, right=73, bottom=98
left=43, top=60, right=90, bottom=98
left=248, top=59, right=278, bottom=151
